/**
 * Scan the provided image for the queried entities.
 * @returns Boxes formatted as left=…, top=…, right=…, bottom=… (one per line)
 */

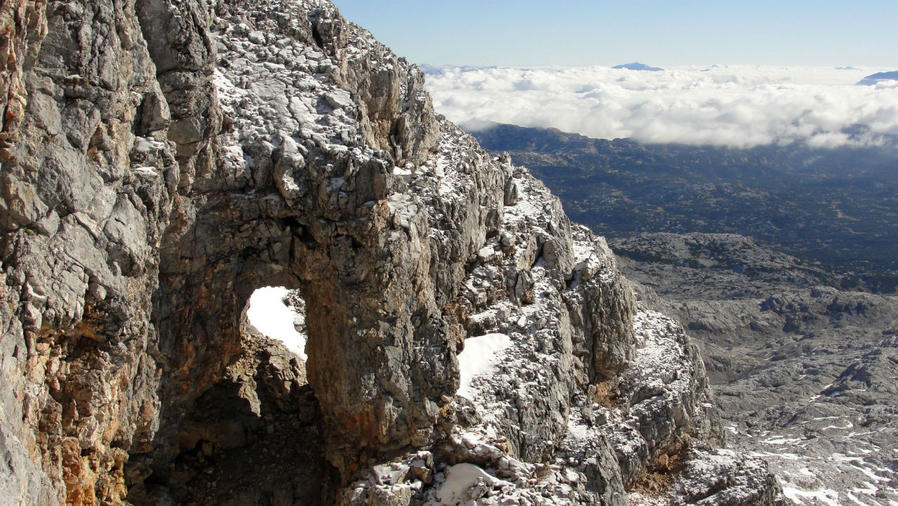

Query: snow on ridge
left=430, top=463, right=510, bottom=505
left=782, top=485, right=841, bottom=506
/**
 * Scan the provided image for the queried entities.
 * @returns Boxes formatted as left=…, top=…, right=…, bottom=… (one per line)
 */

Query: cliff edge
left=1, top=0, right=782, bottom=504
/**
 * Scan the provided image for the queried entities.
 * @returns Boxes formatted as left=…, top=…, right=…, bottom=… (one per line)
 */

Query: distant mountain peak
left=612, top=62, right=664, bottom=71
left=418, top=63, right=497, bottom=75
left=858, top=70, right=898, bottom=86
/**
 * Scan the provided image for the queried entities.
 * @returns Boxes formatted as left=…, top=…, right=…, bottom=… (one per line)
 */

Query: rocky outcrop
left=1, top=0, right=177, bottom=503
left=1, top=0, right=781, bottom=504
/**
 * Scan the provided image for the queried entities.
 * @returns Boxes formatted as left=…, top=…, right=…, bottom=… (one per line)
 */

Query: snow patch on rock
left=430, top=463, right=506, bottom=505
left=457, top=333, right=512, bottom=399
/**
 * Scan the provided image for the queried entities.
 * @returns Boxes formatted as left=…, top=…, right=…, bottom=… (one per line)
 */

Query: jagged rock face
left=179, top=0, right=477, bottom=472
left=1, top=0, right=782, bottom=504
left=1, top=0, right=177, bottom=503
left=0, top=0, right=46, bottom=160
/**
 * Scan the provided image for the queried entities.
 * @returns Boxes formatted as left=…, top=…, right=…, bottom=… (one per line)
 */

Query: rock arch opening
left=128, top=269, right=338, bottom=504
left=243, top=286, right=308, bottom=361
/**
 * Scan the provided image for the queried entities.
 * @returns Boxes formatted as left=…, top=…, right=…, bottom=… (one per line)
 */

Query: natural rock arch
left=0, top=0, right=783, bottom=503
left=131, top=0, right=463, bottom=484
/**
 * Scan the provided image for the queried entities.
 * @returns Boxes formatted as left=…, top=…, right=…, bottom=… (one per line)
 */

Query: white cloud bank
left=424, top=65, right=898, bottom=148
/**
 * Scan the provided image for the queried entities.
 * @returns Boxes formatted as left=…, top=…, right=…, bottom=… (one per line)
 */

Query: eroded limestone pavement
left=0, top=0, right=785, bottom=504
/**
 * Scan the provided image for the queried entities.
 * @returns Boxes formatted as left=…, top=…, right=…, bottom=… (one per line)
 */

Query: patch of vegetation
left=630, top=447, right=688, bottom=497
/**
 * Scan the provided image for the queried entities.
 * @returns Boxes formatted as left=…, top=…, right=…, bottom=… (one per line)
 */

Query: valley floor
left=612, top=232, right=898, bottom=505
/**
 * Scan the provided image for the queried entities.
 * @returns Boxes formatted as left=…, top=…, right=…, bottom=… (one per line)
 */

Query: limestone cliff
left=0, top=0, right=782, bottom=504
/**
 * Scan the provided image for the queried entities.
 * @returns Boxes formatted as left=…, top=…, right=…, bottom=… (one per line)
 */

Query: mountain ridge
left=0, top=0, right=781, bottom=504
left=469, top=119, right=898, bottom=503
left=858, top=70, right=898, bottom=85
left=470, top=122, right=898, bottom=293
left=612, top=62, right=664, bottom=71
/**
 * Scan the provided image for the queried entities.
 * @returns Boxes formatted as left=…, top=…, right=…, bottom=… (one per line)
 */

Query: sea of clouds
left=423, top=65, right=898, bottom=148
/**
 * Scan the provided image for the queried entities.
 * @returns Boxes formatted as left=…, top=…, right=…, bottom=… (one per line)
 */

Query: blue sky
left=333, top=1, right=897, bottom=67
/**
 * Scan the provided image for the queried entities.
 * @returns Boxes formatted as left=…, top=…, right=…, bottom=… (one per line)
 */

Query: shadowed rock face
left=1, top=0, right=781, bottom=504
left=133, top=0, right=465, bottom=484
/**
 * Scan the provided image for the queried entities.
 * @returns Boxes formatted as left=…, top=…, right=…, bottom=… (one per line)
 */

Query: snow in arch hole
left=245, top=286, right=307, bottom=361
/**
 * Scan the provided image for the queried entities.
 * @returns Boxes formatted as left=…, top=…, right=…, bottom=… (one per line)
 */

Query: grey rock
left=503, top=176, right=518, bottom=206
left=614, top=231, right=898, bottom=504
left=0, top=416, right=57, bottom=506
left=0, top=1, right=780, bottom=504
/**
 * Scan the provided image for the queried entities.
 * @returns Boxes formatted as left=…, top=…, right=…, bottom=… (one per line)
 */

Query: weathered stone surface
left=136, top=0, right=220, bottom=188
left=1, top=0, right=178, bottom=503
left=0, top=0, right=47, bottom=160
left=0, top=411, right=56, bottom=506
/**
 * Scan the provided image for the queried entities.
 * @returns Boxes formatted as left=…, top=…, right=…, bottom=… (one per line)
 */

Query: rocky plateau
left=612, top=232, right=898, bottom=505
